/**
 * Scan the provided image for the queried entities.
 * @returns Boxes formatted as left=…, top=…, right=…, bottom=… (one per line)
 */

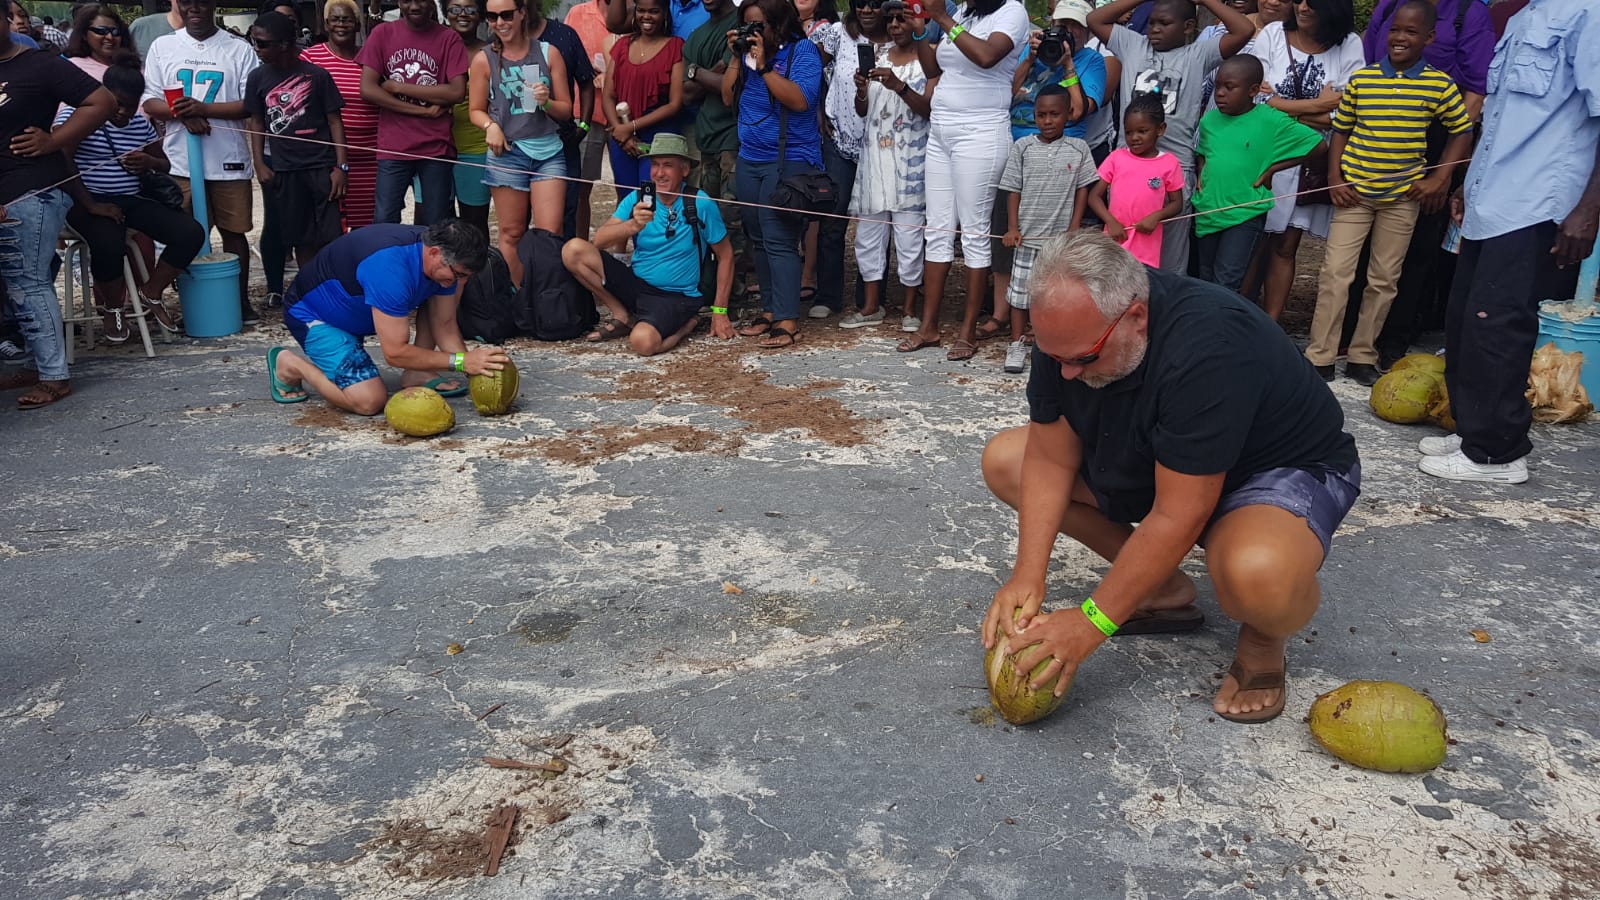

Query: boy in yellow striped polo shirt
left=1305, top=0, right=1473, bottom=385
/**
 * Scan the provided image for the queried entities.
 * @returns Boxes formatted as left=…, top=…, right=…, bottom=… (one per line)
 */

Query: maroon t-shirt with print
left=355, top=21, right=470, bottom=161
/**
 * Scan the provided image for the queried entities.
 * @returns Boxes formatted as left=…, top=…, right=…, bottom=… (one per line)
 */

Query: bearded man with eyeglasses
left=979, top=230, right=1360, bottom=726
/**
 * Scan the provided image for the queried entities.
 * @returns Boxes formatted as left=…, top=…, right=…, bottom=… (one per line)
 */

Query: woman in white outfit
left=845, top=0, right=935, bottom=329
left=1250, top=0, right=1361, bottom=321
left=901, top=0, right=1030, bottom=360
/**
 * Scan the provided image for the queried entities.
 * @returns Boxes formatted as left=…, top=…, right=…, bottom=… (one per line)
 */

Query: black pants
left=1444, top=223, right=1578, bottom=464
left=65, top=194, right=206, bottom=285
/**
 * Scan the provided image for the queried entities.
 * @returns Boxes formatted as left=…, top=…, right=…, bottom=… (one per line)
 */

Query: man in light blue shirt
left=1420, top=0, right=1599, bottom=484
left=561, top=134, right=736, bottom=356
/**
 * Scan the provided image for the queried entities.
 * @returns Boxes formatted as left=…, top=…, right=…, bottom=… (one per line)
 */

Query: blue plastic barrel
left=1536, top=312, right=1600, bottom=402
left=177, top=253, right=242, bottom=337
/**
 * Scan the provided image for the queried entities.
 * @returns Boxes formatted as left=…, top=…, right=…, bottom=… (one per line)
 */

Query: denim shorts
left=484, top=143, right=567, bottom=191
left=1205, top=463, right=1362, bottom=558
left=284, top=312, right=381, bottom=390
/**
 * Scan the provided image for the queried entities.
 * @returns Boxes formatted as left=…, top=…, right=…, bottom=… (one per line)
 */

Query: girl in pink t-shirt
left=1088, top=95, right=1185, bottom=268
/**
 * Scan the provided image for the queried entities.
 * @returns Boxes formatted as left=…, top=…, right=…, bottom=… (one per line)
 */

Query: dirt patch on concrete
left=595, top=346, right=875, bottom=448
left=500, top=422, right=741, bottom=465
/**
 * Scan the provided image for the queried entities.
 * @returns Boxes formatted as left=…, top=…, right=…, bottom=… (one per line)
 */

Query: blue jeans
left=736, top=157, right=819, bottom=323
left=1196, top=214, right=1266, bottom=293
left=375, top=159, right=455, bottom=225
left=815, top=136, right=858, bottom=311
left=0, top=190, right=72, bottom=380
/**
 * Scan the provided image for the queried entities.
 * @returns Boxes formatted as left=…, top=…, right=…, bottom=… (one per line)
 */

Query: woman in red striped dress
left=302, top=0, right=379, bottom=229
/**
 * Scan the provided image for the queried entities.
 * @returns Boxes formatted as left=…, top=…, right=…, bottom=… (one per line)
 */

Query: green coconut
left=1388, top=353, right=1446, bottom=377
left=469, top=359, right=520, bottom=416
left=1308, top=680, right=1447, bottom=773
left=1370, top=369, right=1443, bottom=424
left=1428, top=380, right=1456, bottom=432
left=384, top=387, right=455, bottom=437
left=984, top=612, right=1071, bottom=725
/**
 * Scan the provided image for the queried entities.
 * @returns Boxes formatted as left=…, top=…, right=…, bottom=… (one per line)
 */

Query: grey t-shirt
left=129, top=13, right=176, bottom=60
left=1106, top=25, right=1223, bottom=172
left=998, top=135, right=1099, bottom=248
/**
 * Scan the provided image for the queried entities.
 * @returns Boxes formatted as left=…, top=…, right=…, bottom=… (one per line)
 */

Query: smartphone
left=639, top=181, right=656, bottom=210
left=857, top=44, right=875, bottom=77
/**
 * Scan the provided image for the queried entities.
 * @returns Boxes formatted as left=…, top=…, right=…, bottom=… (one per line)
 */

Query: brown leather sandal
left=17, top=380, right=71, bottom=409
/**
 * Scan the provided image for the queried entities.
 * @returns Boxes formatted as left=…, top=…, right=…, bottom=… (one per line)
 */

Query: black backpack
left=518, top=227, right=597, bottom=341
left=455, top=246, right=518, bottom=344
left=679, top=191, right=718, bottom=304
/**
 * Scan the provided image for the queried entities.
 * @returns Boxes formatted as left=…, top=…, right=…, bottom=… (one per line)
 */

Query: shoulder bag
left=1286, top=41, right=1332, bottom=207
left=763, top=46, right=838, bottom=221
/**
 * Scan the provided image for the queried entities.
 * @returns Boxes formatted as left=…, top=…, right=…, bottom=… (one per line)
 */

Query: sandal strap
left=1227, top=658, right=1286, bottom=692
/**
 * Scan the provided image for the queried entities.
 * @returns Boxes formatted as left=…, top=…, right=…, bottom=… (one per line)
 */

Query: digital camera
left=733, top=22, right=764, bottom=56
left=1036, top=26, right=1074, bottom=67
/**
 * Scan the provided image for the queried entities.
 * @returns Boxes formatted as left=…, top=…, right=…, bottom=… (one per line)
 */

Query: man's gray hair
left=1029, top=230, right=1150, bottom=319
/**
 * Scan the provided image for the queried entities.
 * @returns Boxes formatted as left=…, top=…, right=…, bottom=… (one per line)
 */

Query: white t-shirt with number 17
left=142, top=28, right=260, bottom=181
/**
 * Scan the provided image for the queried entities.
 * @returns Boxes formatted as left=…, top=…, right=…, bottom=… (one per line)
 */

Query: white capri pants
left=924, top=114, right=1011, bottom=268
left=855, top=209, right=926, bottom=287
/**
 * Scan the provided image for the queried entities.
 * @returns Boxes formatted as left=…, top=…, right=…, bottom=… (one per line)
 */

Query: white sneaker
left=1418, top=449, right=1529, bottom=484
left=1418, top=434, right=1462, bottom=457
left=900, top=316, right=921, bottom=333
left=1003, top=340, right=1028, bottom=374
left=808, top=304, right=832, bottom=319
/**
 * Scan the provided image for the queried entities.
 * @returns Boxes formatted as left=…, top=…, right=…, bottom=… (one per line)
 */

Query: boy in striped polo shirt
left=1305, top=0, right=1473, bottom=385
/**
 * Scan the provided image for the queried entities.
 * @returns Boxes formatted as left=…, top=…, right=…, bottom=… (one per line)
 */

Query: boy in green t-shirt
left=1192, top=54, right=1324, bottom=292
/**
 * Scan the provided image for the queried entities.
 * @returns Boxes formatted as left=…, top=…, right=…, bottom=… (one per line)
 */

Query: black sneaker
left=1345, top=362, right=1381, bottom=387
left=1314, top=364, right=1335, bottom=382
left=240, top=305, right=260, bottom=326
left=1377, top=351, right=1403, bottom=373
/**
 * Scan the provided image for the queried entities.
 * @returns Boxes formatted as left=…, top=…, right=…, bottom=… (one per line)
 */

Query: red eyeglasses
left=1052, top=305, right=1131, bottom=368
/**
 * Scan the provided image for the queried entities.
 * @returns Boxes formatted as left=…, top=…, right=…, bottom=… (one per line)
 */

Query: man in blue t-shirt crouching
left=268, top=218, right=510, bottom=414
left=561, top=134, right=736, bottom=356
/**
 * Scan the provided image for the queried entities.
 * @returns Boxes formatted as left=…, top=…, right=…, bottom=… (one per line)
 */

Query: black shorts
left=267, top=167, right=342, bottom=250
left=600, top=254, right=702, bottom=338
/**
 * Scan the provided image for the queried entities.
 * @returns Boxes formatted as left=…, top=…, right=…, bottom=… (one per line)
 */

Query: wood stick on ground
left=474, top=702, right=504, bottom=721
left=482, top=803, right=520, bottom=877
left=483, top=756, right=566, bottom=773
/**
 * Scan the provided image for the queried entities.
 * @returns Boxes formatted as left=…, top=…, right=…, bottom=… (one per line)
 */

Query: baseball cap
left=1051, top=0, right=1092, bottom=25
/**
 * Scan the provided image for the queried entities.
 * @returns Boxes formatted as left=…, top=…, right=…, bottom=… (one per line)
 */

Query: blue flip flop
left=267, top=346, right=308, bottom=404
left=423, top=375, right=469, bottom=398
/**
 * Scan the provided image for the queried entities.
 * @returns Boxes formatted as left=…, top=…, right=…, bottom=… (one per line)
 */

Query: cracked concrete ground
left=2, top=321, right=1598, bottom=900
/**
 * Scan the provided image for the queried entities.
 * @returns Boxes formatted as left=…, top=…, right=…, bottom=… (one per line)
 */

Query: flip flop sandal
left=422, top=375, right=469, bottom=398
left=739, top=314, right=774, bottom=338
left=267, top=347, right=309, bottom=404
left=1112, top=605, right=1206, bottom=637
left=758, top=324, right=800, bottom=349
left=799, top=286, right=818, bottom=302
left=946, top=339, right=977, bottom=361
left=586, top=319, right=631, bottom=342
left=974, top=315, right=1007, bottom=341
left=896, top=334, right=941, bottom=353
left=1216, top=658, right=1287, bottom=724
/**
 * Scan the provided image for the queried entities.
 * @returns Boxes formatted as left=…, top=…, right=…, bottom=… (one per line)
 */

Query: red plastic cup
left=164, top=85, right=185, bottom=107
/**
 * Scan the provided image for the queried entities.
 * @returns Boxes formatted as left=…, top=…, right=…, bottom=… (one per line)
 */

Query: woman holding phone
left=469, top=0, right=572, bottom=287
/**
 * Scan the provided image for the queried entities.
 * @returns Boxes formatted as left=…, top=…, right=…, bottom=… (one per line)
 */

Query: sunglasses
left=1053, top=305, right=1131, bottom=368
left=484, top=8, right=519, bottom=21
left=445, top=4, right=477, bottom=14
left=87, top=25, right=124, bottom=36
left=252, top=37, right=286, bottom=48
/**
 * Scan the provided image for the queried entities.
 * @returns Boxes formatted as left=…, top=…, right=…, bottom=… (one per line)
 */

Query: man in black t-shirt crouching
left=979, top=230, right=1361, bottom=725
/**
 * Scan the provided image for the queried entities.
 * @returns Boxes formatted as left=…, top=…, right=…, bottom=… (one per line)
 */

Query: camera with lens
left=733, top=21, right=764, bottom=55
left=1036, top=26, right=1074, bottom=67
